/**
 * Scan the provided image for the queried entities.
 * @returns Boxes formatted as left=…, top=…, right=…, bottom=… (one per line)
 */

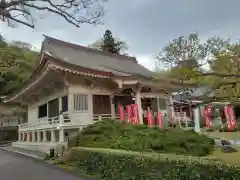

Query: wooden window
left=158, top=98, right=166, bottom=109
left=93, top=95, right=111, bottom=114
left=73, top=94, right=88, bottom=111
left=38, top=104, right=47, bottom=118
left=48, top=98, right=59, bottom=118
left=62, top=95, right=68, bottom=112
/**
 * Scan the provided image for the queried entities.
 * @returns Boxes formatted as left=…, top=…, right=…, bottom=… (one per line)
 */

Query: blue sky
left=1, top=0, right=240, bottom=70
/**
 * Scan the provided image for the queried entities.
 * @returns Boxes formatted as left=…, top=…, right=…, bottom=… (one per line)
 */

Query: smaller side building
left=0, top=102, right=26, bottom=141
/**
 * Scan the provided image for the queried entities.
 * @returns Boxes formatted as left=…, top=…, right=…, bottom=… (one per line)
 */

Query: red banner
left=224, top=106, right=236, bottom=130
left=146, top=107, right=154, bottom=127
left=132, top=104, right=140, bottom=124
left=224, top=106, right=231, bottom=129
left=229, top=106, right=237, bottom=130
left=157, top=108, right=163, bottom=128
left=126, top=105, right=132, bottom=123
left=204, top=104, right=212, bottom=128
left=118, top=104, right=125, bottom=121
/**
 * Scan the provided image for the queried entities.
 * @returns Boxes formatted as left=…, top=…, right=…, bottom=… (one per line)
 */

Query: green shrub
left=64, top=147, right=240, bottom=180
left=219, top=124, right=238, bottom=132
left=49, top=148, right=55, bottom=158
left=0, top=130, right=18, bottom=141
left=69, top=120, right=214, bottom=156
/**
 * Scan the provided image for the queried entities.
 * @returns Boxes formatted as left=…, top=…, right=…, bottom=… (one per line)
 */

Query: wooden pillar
left=27, top=132, right=30, bottom=142
left=59, top=129, right=64, bottom=143
left=68, top=93, right=74, bottom=118
left=43, top=131, right=47, bottom=142
left=51, top=130, right=56, bottom=142
left=110, top=95, right=116, bottom=119
left=32, top=131, right=36, bottom=142
left=166, top=95, right=174, bottom=121
left=193, top=106, right=201, bottom=132
left=18, top=132, right=21, bottom=141
left=37, top=131, right=41, bottom=142
left=135, top=85, right=143, bottom=124
left=157, top=96, right=160, bottom=109
left=59, top=97, right=62, bottom=114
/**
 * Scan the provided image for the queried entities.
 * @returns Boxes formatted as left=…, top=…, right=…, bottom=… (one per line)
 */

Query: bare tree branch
left=0, top=0, right=107, bottom=28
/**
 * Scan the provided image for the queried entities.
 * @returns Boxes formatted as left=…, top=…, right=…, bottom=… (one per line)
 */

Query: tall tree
left=157, top=33, right=206, bottom=69
left=0, top=36, right=38, bottom=95
left=0, top=0, right=107, bottom=28
left=156, top=33, right=239, bottom=103
left=207, top=44, right=240, bottom=102
left=156, top=33, right=207, bottom=126
left=90, top=29, right=128, bottom=54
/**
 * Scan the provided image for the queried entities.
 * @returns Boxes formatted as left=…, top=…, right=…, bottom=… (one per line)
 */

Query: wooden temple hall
left=2, top=36, right=180, bottom=153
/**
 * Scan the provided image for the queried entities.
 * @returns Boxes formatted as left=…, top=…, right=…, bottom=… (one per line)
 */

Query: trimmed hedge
left=69, top=120, right=214, bottom=156
left=62, top=147, right=240, bottom=180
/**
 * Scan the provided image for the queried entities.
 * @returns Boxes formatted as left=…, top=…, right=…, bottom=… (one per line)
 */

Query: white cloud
left=136, top=56, right=155, bottom=71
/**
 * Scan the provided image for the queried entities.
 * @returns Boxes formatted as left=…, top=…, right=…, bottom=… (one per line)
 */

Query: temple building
left=3, top=36, right=180, bottom=153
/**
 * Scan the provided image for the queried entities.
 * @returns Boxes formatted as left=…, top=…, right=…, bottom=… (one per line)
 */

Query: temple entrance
left=113, top=95, right=134, bottom=113
left=93, top=95, right=111, bottom=115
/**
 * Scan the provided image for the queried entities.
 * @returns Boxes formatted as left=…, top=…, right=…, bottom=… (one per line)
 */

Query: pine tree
left=101, top=30, right=117, bottom=53
left=90, top=30, right=128, bottom=55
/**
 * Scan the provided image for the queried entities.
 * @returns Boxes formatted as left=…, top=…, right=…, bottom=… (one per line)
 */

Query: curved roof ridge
left=43, top=35, right=137, bottom=62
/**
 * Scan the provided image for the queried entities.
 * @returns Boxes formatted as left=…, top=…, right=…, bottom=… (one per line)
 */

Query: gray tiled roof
left=42, top=36, right=154, bottom=78
left=173, top=87, right=214, bottom=101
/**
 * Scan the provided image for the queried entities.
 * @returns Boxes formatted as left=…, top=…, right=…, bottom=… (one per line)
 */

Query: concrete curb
left=0, top=147, right=42, bottom=159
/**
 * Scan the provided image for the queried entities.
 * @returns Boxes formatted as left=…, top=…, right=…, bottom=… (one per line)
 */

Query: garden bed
left=69, top=120, right=215, bottom=156
left=59, top=147, right=240, bottom=180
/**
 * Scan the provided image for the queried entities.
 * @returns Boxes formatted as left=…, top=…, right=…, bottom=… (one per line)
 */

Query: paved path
left=0, top=149, right=90, bottom=180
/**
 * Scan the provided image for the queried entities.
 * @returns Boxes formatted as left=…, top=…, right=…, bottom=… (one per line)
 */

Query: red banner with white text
left=146, top=107, right=154, bottom=127
left=126, top=105, right=133, bottom=123
left=204, top=104, right=212, bottom=128
left=132, top=104, right=140, bottom=124
left=157, top=108, right=164, bottom=128
left=118, top=104, right=125, bottom=121
left=229, top=106, right=237, bottom=130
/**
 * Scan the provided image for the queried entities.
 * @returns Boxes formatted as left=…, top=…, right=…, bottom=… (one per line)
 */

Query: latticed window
left=158, top=98, right=167, bottom=109
left=73, top=94, right=88, bottom=111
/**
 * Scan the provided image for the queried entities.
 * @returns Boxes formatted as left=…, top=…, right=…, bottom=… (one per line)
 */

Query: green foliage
left=89, top=29, right=128, bottom=54
left=69, top=120, right=214, bottom=156
left=208, top=44, right=240, bottom=101
left=156, top=33, right=240, bottom=103
left=63, top=147, right=240, bottom=180
left=157, top=33, right=205, bottom=69
left=0, top=130, right=17, bottom=141
left=0, top=36, right=38, bottom=95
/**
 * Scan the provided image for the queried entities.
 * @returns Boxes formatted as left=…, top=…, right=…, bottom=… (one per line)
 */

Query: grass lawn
left=206, top=148, right=240, bottom=165
left=203, top=131, right=240, bottom=140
